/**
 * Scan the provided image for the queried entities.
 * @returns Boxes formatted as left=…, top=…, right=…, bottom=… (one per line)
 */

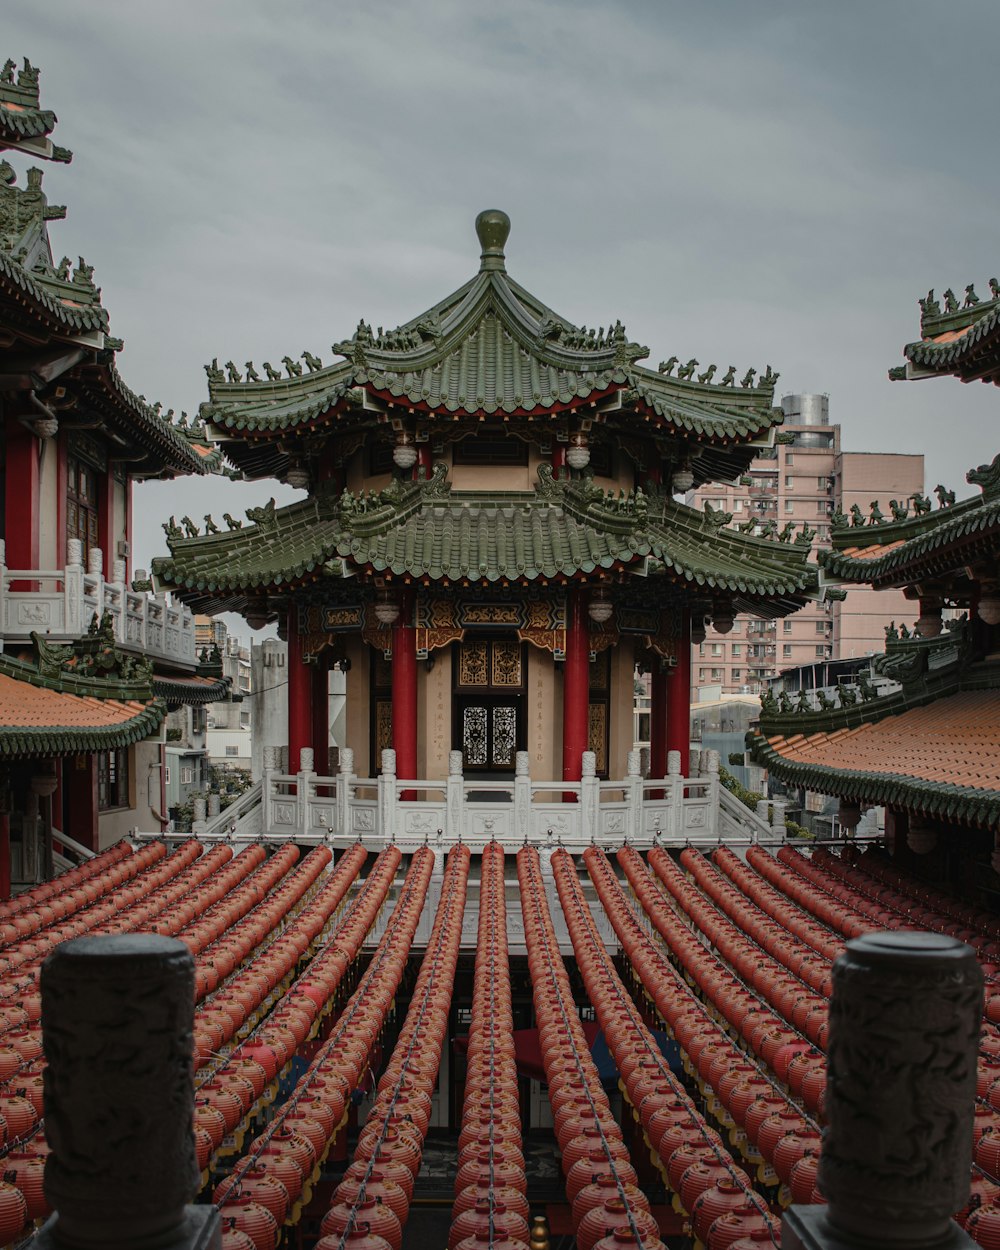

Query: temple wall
left=421, top=647, right=452, bottom=780
left=608, top=640, right=636, bottom=777
left=37, top=437, right=59, bottom=568
left=97, top=740, right=160, bottom=848
left=345, top=636, right=370, bottom=777
left=529, top=648, right=560, bottom=782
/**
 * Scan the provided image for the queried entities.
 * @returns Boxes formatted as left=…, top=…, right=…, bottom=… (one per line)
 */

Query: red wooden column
left=286, top=607, right=313, bottom=774
left=392, top=590, right=417, bottom=785
left=311, top=654, right=330, bottom=775
left=5, top=420, right=39, bottom=582
left=562, top=587, right=590, bottom=785
left=0, top=811, right=9, bottom=902
left=665, top=605, right=691, bottom=776
left=649, top=666, right=667, bottom=781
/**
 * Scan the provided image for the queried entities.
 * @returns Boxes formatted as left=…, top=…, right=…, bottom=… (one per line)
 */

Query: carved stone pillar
left=40, top=934, right=219, bottom=1250
left=783, top=931, right=983, bottom=1250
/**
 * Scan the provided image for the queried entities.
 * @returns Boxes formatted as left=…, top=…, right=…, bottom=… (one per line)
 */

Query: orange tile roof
left=0, top=672, right=148, bottom=729
left=767, top=689, right=1000, bottom=792
left=839, top=539, right=907, bottom=560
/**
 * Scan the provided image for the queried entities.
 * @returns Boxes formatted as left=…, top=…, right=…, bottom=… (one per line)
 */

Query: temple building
left=0, top=60, right=230, bottom=887
left=152, top=209, right=838, bottom=799
left=8, top=55, right=1000, bottom=1250
left=749, top=277, right=1000, bottom=889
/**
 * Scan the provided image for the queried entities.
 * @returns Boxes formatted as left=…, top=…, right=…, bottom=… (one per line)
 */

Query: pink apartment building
left=689, top=394, right=923, bottom=695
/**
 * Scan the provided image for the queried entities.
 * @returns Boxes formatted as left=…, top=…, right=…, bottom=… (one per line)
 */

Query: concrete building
left=196, top=617, right=253, bottom=772
left=689, top=394, right=923, bottom=694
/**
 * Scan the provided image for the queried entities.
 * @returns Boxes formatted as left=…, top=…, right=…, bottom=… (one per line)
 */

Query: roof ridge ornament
left=476, top=208, right=509, bottom=273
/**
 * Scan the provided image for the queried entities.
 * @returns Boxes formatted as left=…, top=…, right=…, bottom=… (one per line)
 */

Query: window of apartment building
left=783, top=644, right=793, bottom=658
left=817, top=500, right=830, bottom=514
left=785, top=453, right=794, bottom=465
left=181, top=766, right=194, bottom=785
left=711, top=643, right=722, bottom=657
left=711, top=669, right=722, bottom=681
left=816, top=646, right=827, bottom=658
left=816, top=621, right=828, bottom=634
left=783, top=620, right=793, bottom=633
left=731, top=644, right=741, bottom=658
left=733, top=500, right=742, bottom=512
left=97, top=749, right=129, bottom=810
left=785, top=475, right=794, bottom=488
left=698, top=668, right=707, bottom=680
left=817, top=476, right=828, bottom=490
left=731, top=669, right=741, bottom=681
left=698, top=644, right=705, bottom=657
left=240, top=712, right=251, bottom=729
left=785, top=500, right=794, bottom=513
left=225, top=746, right=239, bottom=757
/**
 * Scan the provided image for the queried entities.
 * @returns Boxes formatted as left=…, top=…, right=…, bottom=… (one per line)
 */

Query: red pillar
left=64, top=755, right=98, bottom=851
left=312, top=655, right=330, bottom=775
left=392, top=590, right=417, bottom=784
left=286, top=608, right=313, bottom=773
left=0, top=812, right=9, bottom=902
left=562, top=587, right=590, bottom=784
left=5, top=421, right=39, bottom=583
left=666, top=605, right=691, bottom=776
left=649, top=666, right=667, bottom=780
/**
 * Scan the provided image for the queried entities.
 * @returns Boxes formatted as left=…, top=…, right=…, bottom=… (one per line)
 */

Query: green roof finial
left=476, top=209, right=509, bottom=272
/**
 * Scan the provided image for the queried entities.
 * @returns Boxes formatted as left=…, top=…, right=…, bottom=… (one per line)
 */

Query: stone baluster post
left=261, top=745, right=280, bottom=836
left=783, top=932, right=983, bottom=1250
left=191, top=796, right=206, bottom=836
left=666, top=749, right=683, bottom=840
left=446, top=750, right=464, bottom=844
left=580, top=750, right=598, bottom=844
left=380, top=748, right=397, bottom=843
left=703, top=749, right=720, bottom=838
left=770, top=798, right=786, bottom=841
left=338, top=747, right=355, bottom=840
left=87, top=546, right=103, bottom=618
left=207, top=793, right=221, bottom=820
left=40, top=934, right=219, bottom=1250
left=64, top=538, right=83, bottom=636
left=626, top=750, right=643, bottom=843
left=513, top=752, right=531, bottom=845
left=297, top=746, right=314, bottom=833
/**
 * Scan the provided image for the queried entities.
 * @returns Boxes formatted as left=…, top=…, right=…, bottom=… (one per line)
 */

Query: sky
left=6, top=1, right=999, bottom=616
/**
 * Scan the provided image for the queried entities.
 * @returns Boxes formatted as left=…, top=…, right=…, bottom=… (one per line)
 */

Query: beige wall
left=97, top=740, right=161, bottom=848
left=345, top=636, right=371, bottom=778
left=608, top=640, right=636, bottom=779
left=421, top=648, right=452, bottom=780
left=37, top=438, right=59, bottom=569
left=528, top=648, right=560, bottom=782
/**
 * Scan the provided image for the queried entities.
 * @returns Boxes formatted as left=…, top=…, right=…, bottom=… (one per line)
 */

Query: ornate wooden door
left=453, top=638, right=526, bottom=774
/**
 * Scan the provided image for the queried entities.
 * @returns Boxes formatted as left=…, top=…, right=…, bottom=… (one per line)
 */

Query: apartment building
left=689, top=395, right=923, bottom=695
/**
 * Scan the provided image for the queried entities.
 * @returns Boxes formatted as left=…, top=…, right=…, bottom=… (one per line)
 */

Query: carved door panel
left=453, top=637, right=526, bottom=774
left=457, top=697, right=522, bottom=773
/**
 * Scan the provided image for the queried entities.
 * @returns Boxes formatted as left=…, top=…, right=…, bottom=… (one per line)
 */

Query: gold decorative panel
left=459, top=641, right=489, bottom=686
left=491, top=641, right=522, bottom=687
left=589, top=702, right=608, bottom=775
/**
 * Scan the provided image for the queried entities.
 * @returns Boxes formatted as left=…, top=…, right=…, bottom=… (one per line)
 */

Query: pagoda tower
left=153, top=211, right=830, bottom=791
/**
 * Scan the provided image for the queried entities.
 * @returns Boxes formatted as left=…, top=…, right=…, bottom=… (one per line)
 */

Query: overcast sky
left=7, top=2, right=999, bottom=620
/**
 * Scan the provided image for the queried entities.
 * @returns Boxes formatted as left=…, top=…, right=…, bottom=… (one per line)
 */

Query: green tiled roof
left=0, top=58, right=71, bottom=163
left=820, top=453, right=1000, bottom=586
left=152, top=463, right=821, bottom=614
left=198, top=211, right=783, bottom=449
left=894, top=281, right=1000, bottom=385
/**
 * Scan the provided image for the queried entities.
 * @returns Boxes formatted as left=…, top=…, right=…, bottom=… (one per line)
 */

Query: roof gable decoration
left=0, top=58, right=71, bottom=163
left=891, top=274, right=1000, bottom=384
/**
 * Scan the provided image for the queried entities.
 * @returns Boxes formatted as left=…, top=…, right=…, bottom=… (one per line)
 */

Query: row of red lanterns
left=613, top=846, right=824, bottom=1213
left=321, top=844, right=472, bottom=1250
left=517, top=847, right=662, bottom=1250
left=571, top=847, right=782, bottom=1250
left=448, top=842, right=530, bottom=1250
left=745, top=847, right=877, bottom=942
left=650, top=849, right=830, bottom=1081
left=216, top=846, right=431, bottom=1250
left=199, top=843, right=394, bottom=1176
left=0, top=836, right=137, bottom=931
left=715, top=847, right=1000, bottom=1235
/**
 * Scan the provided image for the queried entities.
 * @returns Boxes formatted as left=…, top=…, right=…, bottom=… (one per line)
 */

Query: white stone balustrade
left=174, top=746, right=773, bottom=852
left=0, top=539, right=196, bottom=666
